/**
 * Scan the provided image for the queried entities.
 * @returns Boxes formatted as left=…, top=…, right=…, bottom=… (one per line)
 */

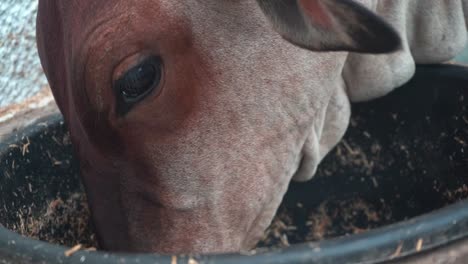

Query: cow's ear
left=256, top=0, right=402, bottom=54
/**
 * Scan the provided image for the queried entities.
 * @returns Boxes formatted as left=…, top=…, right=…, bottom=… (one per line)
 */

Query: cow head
left=36, top=0, right=400, bottom=254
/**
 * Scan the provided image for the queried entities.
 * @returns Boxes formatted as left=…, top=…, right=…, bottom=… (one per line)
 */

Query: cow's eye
left=114, top=56, right=163, bottom=115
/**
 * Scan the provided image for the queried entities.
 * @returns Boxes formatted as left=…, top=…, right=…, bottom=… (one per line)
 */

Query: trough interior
left=0, top=65, right=467, bottom=250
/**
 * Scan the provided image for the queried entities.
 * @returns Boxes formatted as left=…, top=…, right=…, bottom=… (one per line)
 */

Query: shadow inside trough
left=261, top=64, right=468, bottom=248
left=0, top=64, right=467, bottom=252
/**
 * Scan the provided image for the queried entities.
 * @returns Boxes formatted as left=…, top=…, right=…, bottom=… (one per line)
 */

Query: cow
left=36, top=0, right=468, bottom=254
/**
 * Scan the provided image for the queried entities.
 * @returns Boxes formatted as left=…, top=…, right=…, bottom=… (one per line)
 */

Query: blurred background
left=0, top=0, right=48, bottom=108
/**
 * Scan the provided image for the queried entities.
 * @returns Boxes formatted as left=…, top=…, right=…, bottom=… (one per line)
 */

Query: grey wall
left=0, top=0, right=47, bottom=107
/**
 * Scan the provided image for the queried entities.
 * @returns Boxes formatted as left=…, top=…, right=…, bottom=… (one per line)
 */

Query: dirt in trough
left=258, top=198, right=394, bottom=249
left=257, top=137, right=399, bottom=249
left=8, top=193, right=97, bottom=249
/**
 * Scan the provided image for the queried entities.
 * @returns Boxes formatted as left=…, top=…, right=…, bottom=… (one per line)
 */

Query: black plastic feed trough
left=1, top=64, right=468, bottom=263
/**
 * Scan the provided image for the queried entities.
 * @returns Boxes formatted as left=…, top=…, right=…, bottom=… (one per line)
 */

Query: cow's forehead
left=56, top=0, right=257, bottom=33
left=53, top=0, right=374, bottom=27
left=53, top=0, right=265, bottom=60
left=53, top=0, right=279, bottom=82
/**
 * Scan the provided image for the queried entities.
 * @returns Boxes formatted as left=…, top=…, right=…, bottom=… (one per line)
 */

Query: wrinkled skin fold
left=36, top=0, right=468, bottom=254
